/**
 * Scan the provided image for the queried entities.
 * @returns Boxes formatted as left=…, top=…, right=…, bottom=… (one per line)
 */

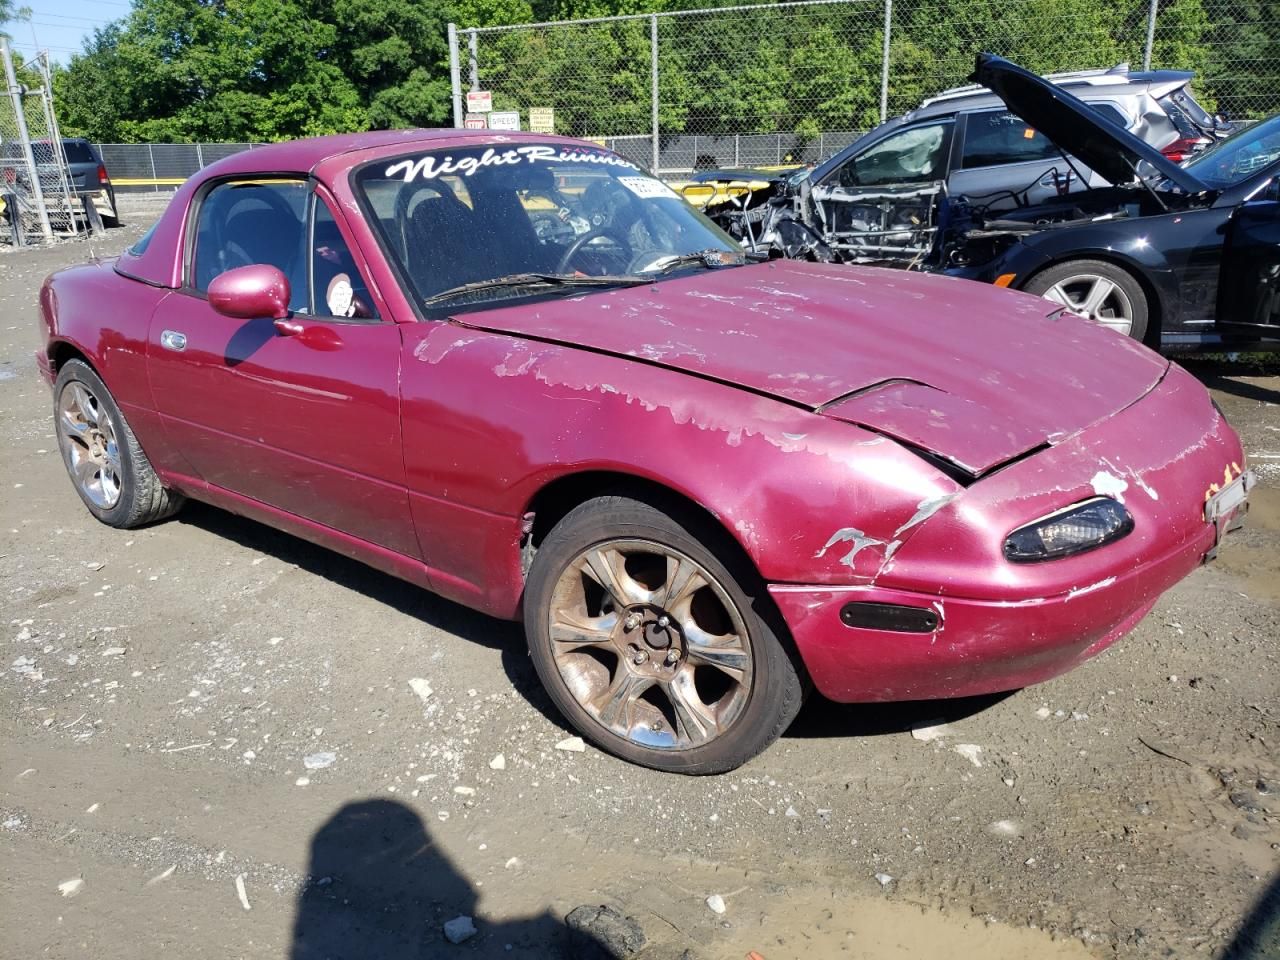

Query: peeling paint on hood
left=451, top=261, right=1169, bottom=436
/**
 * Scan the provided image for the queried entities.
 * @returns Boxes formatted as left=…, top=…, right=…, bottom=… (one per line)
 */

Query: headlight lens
left=1004, top=497, right=1134, bottom=562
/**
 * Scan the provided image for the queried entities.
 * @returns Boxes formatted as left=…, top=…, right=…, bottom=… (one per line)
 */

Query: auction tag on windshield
left=618, top=176, right=678, bottom=200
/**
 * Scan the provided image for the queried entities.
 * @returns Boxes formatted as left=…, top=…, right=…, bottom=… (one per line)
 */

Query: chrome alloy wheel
left=57, top=381, right=123, bottom=509
left=547, top=540, right=753, bottom=750
left=1040, top=273, right=1135, bottom=336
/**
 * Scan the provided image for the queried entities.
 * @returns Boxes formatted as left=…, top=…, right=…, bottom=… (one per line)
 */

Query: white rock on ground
left=408, top=678, right=433, bottom=702
left=489, top=753, right=506, bottom=770
left=555, top=736, right=585, bottom=752
left=954, top=744, right=983, bottom=767
left=443, top=915, right=477, bottom=944
left=909, top=721, right=950, bottom=742
left=303, top=751, right=336, bottom=770
left=875, top=873, right=894, bottom=887
left=705, top=894, right=727, bottom=915
left=58, top=877, right=84, bottom=897
left=987, top=819, right=1023, bottom=838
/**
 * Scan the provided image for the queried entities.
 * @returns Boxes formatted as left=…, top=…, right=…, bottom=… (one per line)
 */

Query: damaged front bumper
left=767, top=362, right=1249, bottom=703
left=769, top=520, right=1215, bottom=702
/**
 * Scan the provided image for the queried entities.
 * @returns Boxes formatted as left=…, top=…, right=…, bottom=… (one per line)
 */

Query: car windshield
left=1182, top=114, right=1280, bottom=188
left=356, top=144, right=746, bottom=310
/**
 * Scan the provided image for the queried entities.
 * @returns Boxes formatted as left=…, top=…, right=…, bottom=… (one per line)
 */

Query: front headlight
left=1004, top=498, right=1134, bottom=562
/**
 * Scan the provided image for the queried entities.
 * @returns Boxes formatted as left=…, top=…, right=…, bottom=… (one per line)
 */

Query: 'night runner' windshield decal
left=385, top=145, right=638, bottom=182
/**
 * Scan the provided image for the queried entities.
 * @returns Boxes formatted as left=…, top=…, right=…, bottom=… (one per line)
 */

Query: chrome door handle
left=160, top=330, right=187, bottom=352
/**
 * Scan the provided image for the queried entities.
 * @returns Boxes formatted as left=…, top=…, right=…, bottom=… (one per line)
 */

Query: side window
left=192, top=179, right=308, bottom=311
left=835, top=123, right=951, bottom=188
left=959, top=111, right=1063, bottom=169
left=310, top=197, right=379, bottom=320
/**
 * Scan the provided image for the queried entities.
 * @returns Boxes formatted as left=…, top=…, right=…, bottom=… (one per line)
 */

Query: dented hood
left=457, top=259, right=1169, bottom=475
left=971, top=53, right=1207, bottom=194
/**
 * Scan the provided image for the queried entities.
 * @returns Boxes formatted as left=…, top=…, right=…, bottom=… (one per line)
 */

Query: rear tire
left=1024, top=259, right=1149, bottom=342
left=523, top=494, right=804, bottom=774
left=54, top=359, right=184, bottom=528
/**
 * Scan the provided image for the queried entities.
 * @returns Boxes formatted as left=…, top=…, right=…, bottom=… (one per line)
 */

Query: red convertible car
left=38, top=130, right=1252, bottom=773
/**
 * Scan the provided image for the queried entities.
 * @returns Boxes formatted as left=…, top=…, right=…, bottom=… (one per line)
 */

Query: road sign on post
left=528, top=107, right=555, bottom=134
left=464, top=114, right=487, bottom=130
left=466, top=90, right=493, bottom=113
left=487, top=111, right=521, bottom=131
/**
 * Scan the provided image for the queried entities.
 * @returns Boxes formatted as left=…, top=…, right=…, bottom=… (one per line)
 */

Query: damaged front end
left=700, top=172, right=959, bottom=269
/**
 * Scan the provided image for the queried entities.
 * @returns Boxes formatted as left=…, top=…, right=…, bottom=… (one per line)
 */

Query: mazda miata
left=38, top=129, right=1251, bottom=772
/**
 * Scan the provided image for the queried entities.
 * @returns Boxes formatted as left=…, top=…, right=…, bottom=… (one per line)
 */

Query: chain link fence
left=0, top=40, right=81, bottom=244
left=450, top=0, right=1280, bottom=173
left=94, top=142, right=266, bottom=192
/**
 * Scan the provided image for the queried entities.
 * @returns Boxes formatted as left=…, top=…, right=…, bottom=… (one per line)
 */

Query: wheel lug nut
left=664, top=650, right=679, bottom=665
left=657, top=615, right=669, bottom=628
left=624, top=613, right=641, bottom=630
left=633, top=650, right=648, bottom=664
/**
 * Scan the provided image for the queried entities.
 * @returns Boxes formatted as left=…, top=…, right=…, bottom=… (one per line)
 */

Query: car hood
left=455, top=260, right=1170, bottom=477
left=971, top=53, right=1207, bottom=194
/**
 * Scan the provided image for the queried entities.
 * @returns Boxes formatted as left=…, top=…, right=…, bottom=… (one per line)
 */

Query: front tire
left=1024, top=259, right=1149, bottom=342
left=523, top=495, right=804, bottom=774
left=54, top=359, right=184, bottom=528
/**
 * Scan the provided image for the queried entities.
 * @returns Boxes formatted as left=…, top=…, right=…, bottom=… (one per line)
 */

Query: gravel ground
left=1, top=199, right=1277, bottom=960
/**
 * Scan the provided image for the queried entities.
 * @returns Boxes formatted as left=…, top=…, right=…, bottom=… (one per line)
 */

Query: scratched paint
left=814, top=527, right=887, bottom=568
left=1101, top=456, right=1160, bottom=502
left=1065, top=576, right=1117, bottom=601
left=1089, top=470, right=1129, bottom=503
left=894, top=493, right=959, bottom=536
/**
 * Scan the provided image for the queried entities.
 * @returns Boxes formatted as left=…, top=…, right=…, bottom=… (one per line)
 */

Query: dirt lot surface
left=1, top=199, right=1277, bottom=960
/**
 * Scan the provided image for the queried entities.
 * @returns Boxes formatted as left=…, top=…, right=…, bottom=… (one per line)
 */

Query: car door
left=145, top=176, right=419, bottom=558
left=807, top=120, right=954, bottom=263
left=1218, top=182, right=1280, bottom=336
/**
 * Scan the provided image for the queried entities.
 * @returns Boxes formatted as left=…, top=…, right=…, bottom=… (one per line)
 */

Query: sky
left=4, top=0, right=132, bottom=65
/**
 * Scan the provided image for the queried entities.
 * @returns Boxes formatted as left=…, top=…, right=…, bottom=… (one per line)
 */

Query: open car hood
left=456, top=260, right=1169, bottom=478
left=971, top=53, right=1208, bottom=194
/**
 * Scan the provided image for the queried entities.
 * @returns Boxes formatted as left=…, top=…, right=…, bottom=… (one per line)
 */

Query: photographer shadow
left=290, top=799, right=604, bottom=959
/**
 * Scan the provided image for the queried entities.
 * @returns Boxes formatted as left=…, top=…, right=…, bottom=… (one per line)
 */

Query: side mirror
left=208, top=264, right=290, bottom=320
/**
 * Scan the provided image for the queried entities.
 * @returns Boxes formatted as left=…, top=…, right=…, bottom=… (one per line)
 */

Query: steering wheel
left=555, top=227, right=631, bottom=274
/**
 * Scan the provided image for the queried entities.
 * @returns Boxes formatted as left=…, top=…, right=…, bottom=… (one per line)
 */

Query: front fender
left=399, top=324, right=958, bottom=616
left=1017, top=226, right=1179, bottom=304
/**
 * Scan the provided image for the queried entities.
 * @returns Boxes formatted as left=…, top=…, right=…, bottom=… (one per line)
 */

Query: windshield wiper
left=423, top=272, right=653, bottom=307
left=647, top=249, right=749, bottom=274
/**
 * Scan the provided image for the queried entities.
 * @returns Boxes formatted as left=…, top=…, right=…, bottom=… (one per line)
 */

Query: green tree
left=55, top=0, right=489, bottom=142
left=1200, top=0, right=1279, bottom=118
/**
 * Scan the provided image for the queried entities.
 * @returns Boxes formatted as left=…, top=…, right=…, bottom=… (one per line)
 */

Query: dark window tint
left=191, top=179, right=308, bottom=311
left=961, top=106, right=1128, bottom=169
left=62, top=140, right=96, bottom=163
left=1088, top=103, right=1129, bottom=129
left=128, top=222, right=158, bottom=256
left=961, top=111, right=1062, bottom=168
left=836, top=123, right=951, bottom=187
left=309, top=198, right=378, bottom=319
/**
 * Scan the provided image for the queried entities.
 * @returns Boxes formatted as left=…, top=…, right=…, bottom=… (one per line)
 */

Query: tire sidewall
left=1025, top=259, right=1150, bottom=343
left=54, top=360, right=139, bottom=527
left=523, top=497, right=802, bottom=774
